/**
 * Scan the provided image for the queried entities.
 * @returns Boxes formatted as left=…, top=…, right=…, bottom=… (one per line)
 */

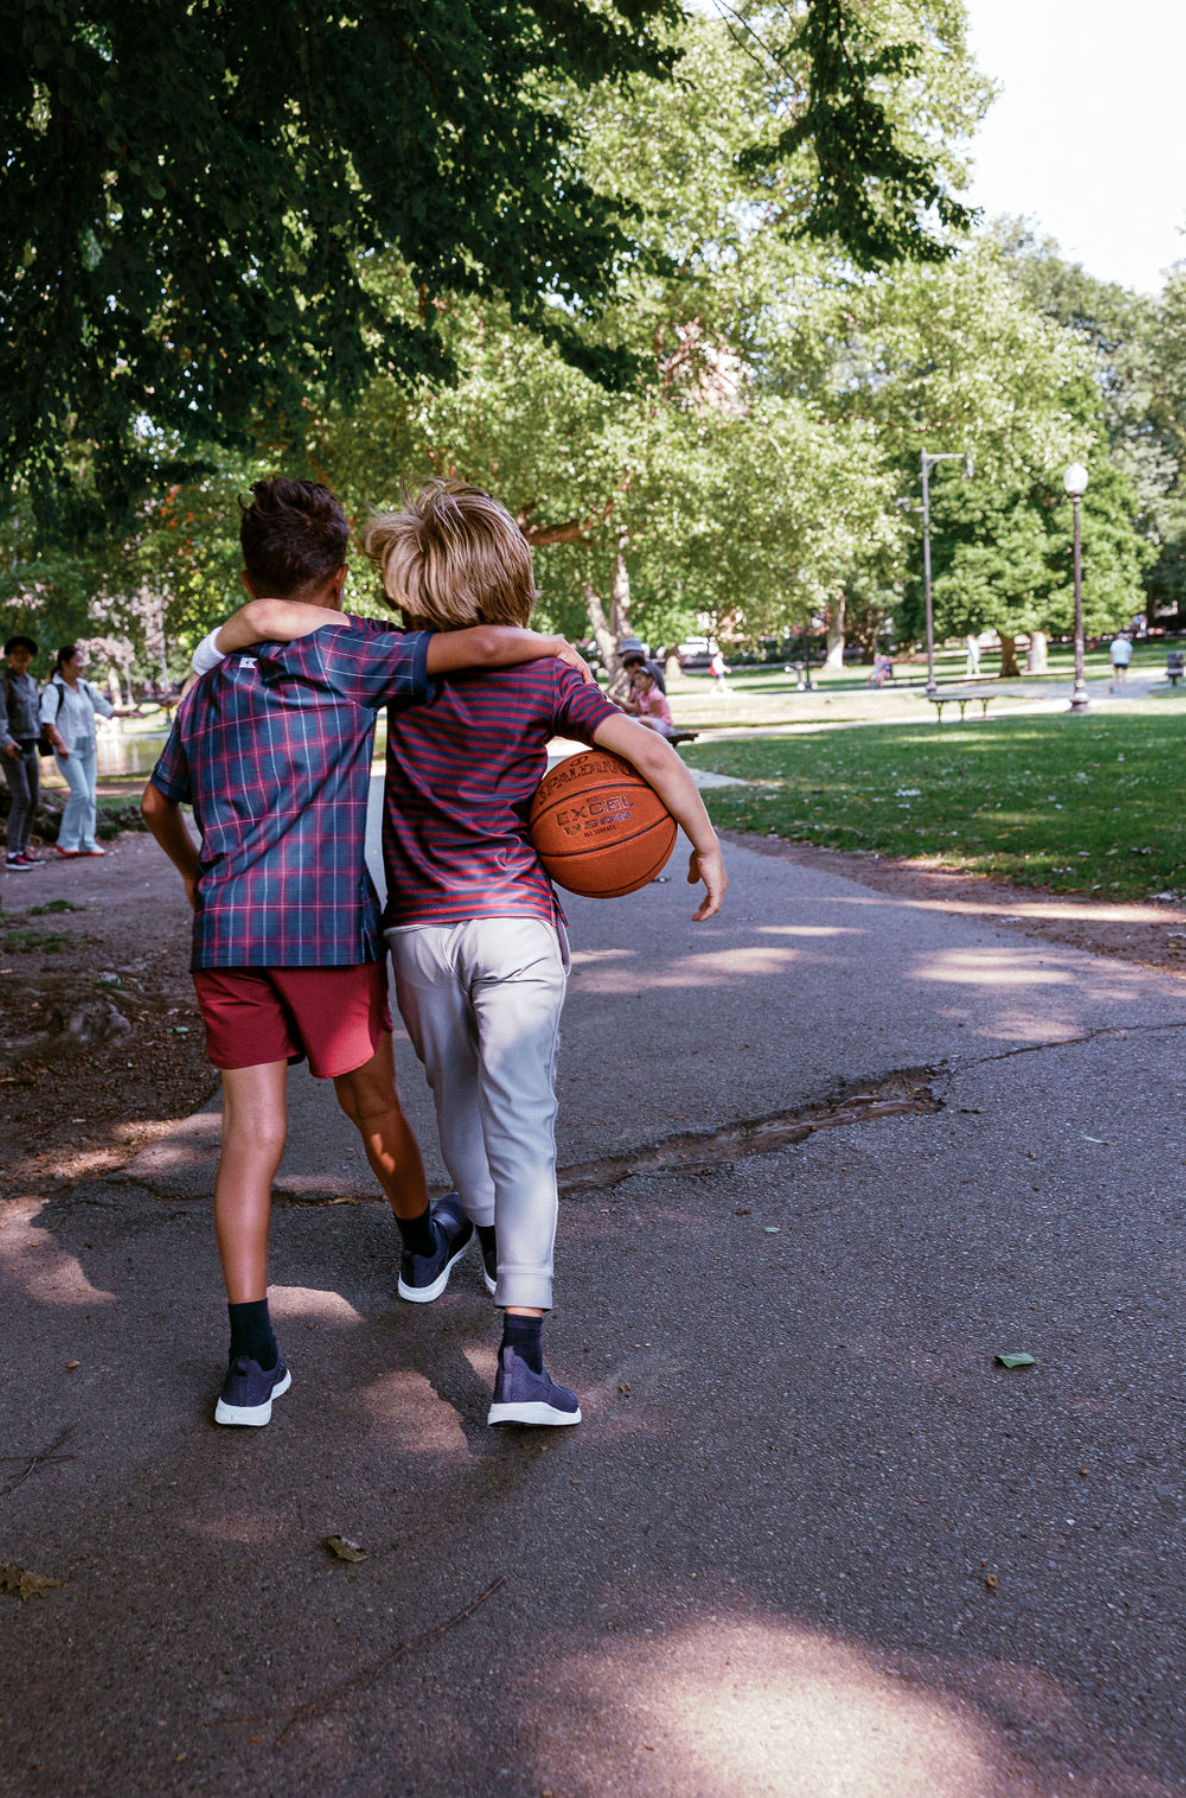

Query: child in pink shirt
left=626, top=666, right=675, bottom=738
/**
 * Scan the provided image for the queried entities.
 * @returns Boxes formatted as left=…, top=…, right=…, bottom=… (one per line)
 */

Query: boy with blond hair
left=207, top=480, right=727, bottom=1425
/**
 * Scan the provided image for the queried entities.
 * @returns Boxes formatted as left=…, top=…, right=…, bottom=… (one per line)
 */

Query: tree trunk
left=581, top=529, right=634, bottom=688
left=998, top=632, right=1021, bottom=678
left=581, top=581, right=617, bottom=672
left=823, top=591, right=846, bottom=669
left=1025, top=629, right=1048, bottom=673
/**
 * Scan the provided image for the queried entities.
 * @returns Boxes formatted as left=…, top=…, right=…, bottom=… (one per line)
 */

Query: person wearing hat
left=610, top=637, right=666, bottom=704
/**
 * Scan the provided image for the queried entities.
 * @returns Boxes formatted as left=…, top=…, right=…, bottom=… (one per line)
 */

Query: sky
left=962, top=0, right=1186, bottom=295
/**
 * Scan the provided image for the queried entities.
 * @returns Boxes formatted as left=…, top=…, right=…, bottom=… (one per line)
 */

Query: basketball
left=529, top=750, right=677, bottom=897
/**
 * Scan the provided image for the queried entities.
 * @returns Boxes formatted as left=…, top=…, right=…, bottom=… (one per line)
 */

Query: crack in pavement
left=953, top=1017, right=1186, bottom=1071
left=60, top=1020, right=1186, bottom=1211
left=553, top=1067, right=940, bottom=1192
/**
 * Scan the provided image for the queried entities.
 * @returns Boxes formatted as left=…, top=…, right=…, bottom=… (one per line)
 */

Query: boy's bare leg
left=215, top=1060, right=288, bottom=1303
left=333, top=1032, right=429, bottom=1220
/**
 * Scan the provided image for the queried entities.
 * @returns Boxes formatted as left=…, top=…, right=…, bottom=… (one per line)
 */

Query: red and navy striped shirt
left=382, top=660, right=620, bottom=928
left=151, top=618, right=430, bottom=968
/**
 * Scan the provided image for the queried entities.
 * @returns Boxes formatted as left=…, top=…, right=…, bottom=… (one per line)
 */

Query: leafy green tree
left=3, top=0, right=995, bottom=535
left=2, top=0, right=684, bottom=523
left=924, top=457, right=1151, bottom=671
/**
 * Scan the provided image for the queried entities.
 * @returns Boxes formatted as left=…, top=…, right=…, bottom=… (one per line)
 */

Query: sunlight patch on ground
left=755, top=924, right=865, bottom=937
left=268, top=1287, right=365, bottom=1326
left=911, top=951, right=1070, bottom=988
left=531, top=1620, right=1010, bottom=1798
left=351, top=1369, right=470, bottom=1457
left=0, top=1198, right=117, bottom=1308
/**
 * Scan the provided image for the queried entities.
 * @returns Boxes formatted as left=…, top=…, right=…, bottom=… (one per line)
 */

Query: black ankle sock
left=228, top=1298, right=278, bottom=1371
left=477, top=1224, right=497, bottom=1258
left=501, top=1313, right=544, bottom=1375
left=397, top=1206, right=435, bottom=1258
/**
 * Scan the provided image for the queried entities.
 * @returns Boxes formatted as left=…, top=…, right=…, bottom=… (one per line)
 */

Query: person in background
left=965, top=633, right=982, bottom=677
left=1, top=634, right=44, bottom=871
left=709, top=647, right=731, bottom=692
left=40, top=645, right=114, bottom=858
left=607, top=637, right=666, bottom=704
left=1109, top=632, right=1133, bottom=692
left=622, top=664, right=676, bottom=738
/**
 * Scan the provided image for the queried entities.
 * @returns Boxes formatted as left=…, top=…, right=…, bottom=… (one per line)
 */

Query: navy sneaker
left=398, top=1193, right=473, bottom=1303
left=214, top=1355, right=291, bottom=1427
left=488, top=1347, right=582, bottom=1427
left=480, top=1232, right=497, bottom=1297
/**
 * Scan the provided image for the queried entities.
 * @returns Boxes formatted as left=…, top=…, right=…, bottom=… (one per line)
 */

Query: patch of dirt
left=724, top=830, right=1186, bottom=978
left=0, top=832, right=216, bottom=1188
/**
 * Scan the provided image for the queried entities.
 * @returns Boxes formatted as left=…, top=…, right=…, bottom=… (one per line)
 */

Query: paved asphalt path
left=3, top=800, right=1185, bottom=1796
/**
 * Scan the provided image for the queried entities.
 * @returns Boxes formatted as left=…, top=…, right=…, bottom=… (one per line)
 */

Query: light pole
left=1064, top=462, right=1090, bottom=713
left=919, top=448, right=974, bottom=697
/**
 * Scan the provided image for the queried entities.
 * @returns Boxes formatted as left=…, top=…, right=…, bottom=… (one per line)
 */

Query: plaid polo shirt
left=150, top=617, right=430, bottom=969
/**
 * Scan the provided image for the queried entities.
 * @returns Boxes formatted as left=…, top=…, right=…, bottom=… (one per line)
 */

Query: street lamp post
left=919, top=448, right=974, bottom=698
left=1064, top=462, right=1090, bottom=713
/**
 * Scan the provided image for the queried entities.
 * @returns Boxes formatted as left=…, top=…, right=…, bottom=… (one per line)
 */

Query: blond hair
left=364, top=479, right=536, bottom=631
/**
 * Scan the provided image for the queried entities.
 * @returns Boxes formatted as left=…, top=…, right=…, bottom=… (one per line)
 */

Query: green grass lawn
left=684, top=711, right=1186, bottom=902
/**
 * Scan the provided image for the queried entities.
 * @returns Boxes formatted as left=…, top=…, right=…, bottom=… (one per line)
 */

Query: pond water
left=96, top=719, right=391, bottom=777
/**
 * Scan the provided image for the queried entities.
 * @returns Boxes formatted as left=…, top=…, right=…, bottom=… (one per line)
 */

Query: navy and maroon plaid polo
left=381, top=660, right=621, bottom=929
left=150, top=617, right=429, bottom=969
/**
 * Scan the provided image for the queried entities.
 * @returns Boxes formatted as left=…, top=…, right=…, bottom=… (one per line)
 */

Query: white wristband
left=192, top=628, right=227, bottom=675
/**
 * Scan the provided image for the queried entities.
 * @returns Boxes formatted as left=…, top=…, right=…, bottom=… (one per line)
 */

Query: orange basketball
left=529, top=750, right=677, bottom=897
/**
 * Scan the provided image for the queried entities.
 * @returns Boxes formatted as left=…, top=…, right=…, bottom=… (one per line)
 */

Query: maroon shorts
left=192, top=963, right=392, bottom=1078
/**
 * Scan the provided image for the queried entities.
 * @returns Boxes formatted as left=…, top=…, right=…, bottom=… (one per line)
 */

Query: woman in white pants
left=40, top=645, right=113, bottom=857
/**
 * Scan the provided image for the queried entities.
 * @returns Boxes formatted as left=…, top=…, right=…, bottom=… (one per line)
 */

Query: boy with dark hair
left=2, top=634, right=43, bottom=870
left=204, top=479, right=727, bottom=1427
left=142, top=476, right=594, bottom=1427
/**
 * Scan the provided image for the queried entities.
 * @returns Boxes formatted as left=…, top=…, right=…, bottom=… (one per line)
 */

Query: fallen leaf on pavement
left=0, top=1562, right=62, bottom=1601
left=994, top=1352, right=1036, bottom=1369
left=985, top=1573, right=998, bottom=1590
left=323, top=1536, right=367, bottom=1563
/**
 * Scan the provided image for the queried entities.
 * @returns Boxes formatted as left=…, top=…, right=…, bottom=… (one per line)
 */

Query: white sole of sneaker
left=397, top=1239, right=469, bottom=1303
left=483, top=1267, right=497, bottom=1297
left=214, top=1366, right=292, bottom=1427
left=487, top=1400, right=582, bottom=1427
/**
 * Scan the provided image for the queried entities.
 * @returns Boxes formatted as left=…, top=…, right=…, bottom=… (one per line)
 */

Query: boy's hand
left=554, top=642, right=595, bottom=686
left=688, top=844, right=727, bottom=921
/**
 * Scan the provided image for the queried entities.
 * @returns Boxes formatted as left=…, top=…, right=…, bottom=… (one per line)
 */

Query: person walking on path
left=40, top=644, right=113, bottom=858
left=1110, top=633, right=1133, bottom=692
left=1, top=634, right=44, bottom=871
left=965, top=633, right=982, bottom=677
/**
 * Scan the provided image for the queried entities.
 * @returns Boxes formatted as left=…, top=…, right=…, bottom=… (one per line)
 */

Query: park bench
left=927, top=689, right=997, bottom=723
left=1167, top=651, right=1185, bottom=686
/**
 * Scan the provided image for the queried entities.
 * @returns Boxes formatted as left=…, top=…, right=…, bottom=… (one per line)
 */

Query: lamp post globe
left=1065, top=463, right=1090, bottom=712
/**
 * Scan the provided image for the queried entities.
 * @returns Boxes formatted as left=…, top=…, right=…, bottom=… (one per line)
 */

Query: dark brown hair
left=239, top=477, right=349, bottom=597
left=51, top=644, right=79, bottom=677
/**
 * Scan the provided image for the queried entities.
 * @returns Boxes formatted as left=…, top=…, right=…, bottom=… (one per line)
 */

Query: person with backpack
left=40, top=645, right=114, bottom=858
left=1, top=634, right=44, bottom=871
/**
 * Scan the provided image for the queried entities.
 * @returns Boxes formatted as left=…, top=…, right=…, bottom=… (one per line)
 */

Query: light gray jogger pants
left=386, top=917, right=567, bottom=1310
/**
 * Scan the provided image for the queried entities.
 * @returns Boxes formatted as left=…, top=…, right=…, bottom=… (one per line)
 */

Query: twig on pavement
left=207, top=1573, right=507, bottom=1747
left=0, top=1426, right=75, bottom=1499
